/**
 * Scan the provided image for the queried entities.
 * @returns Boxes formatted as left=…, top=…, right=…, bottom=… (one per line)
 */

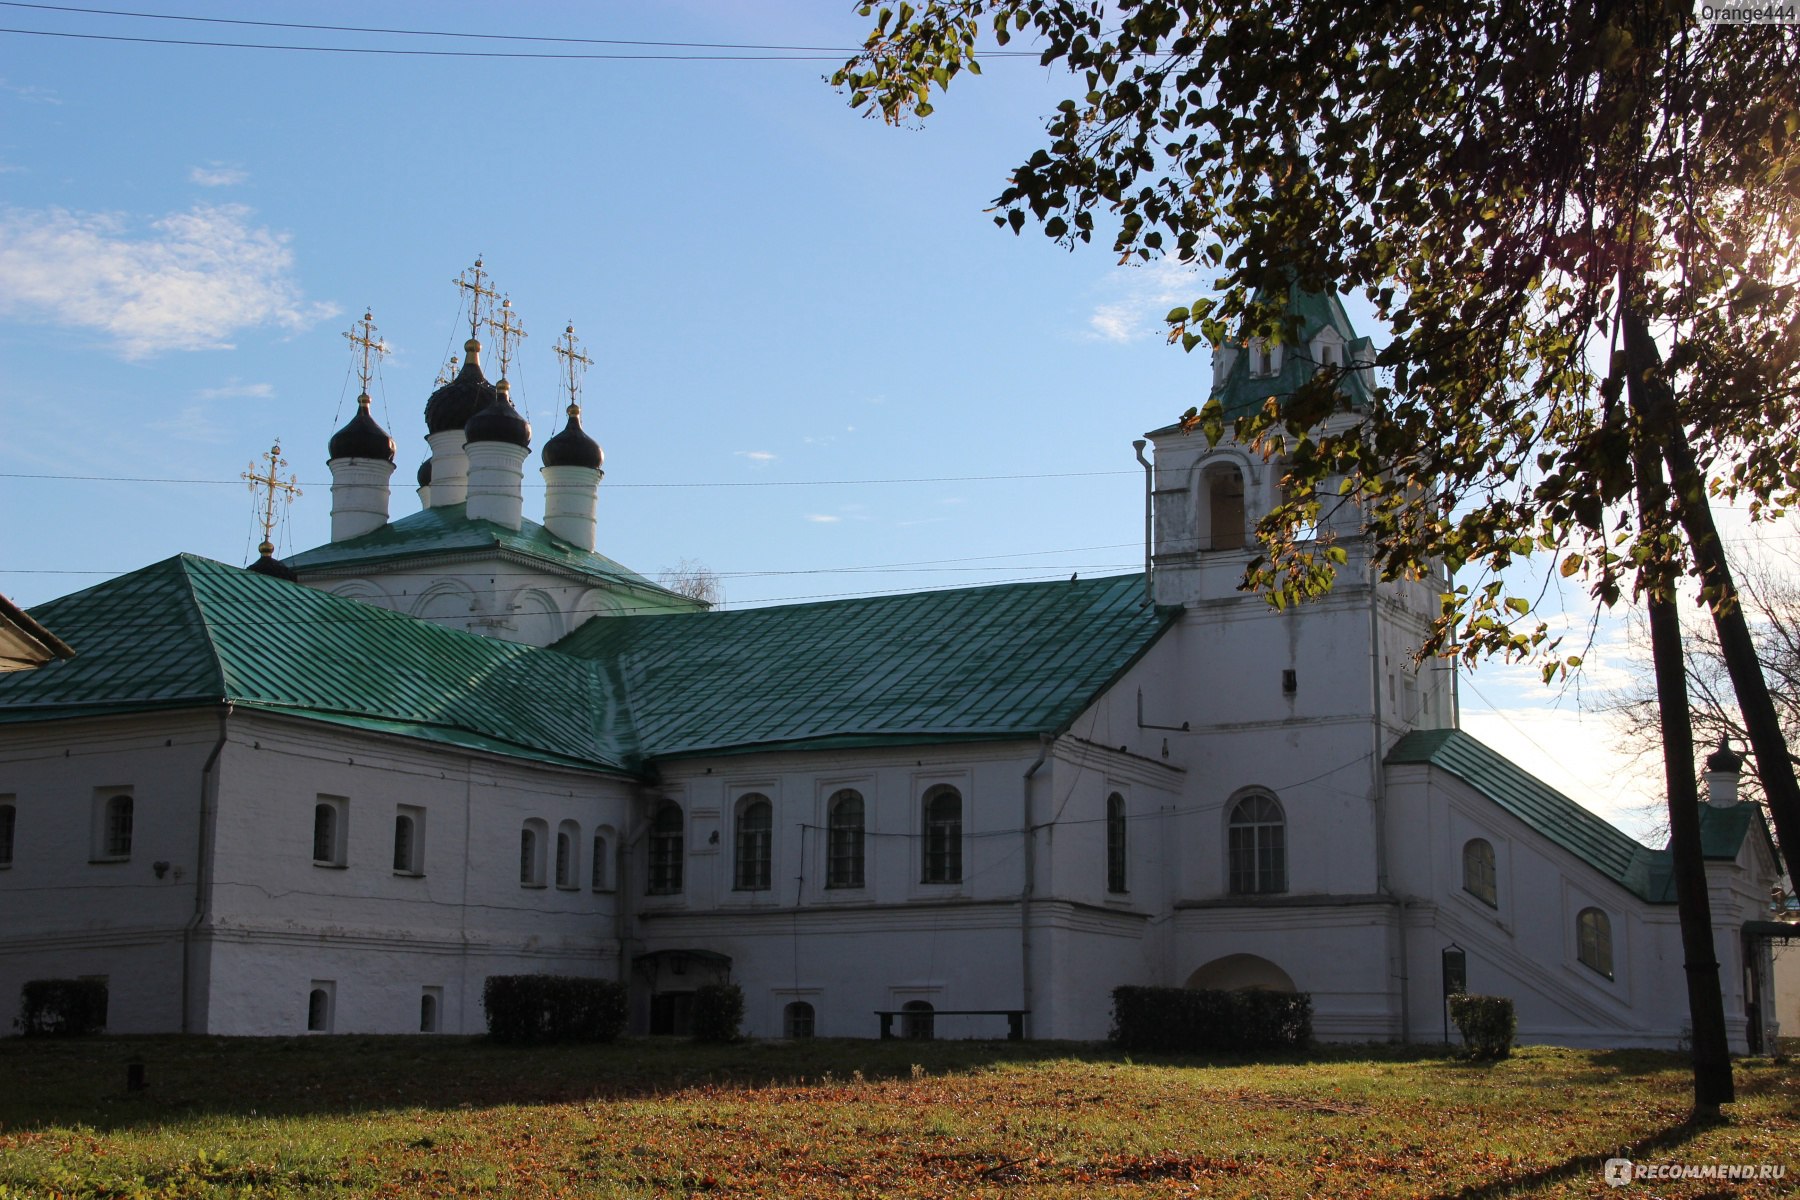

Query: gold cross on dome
left=342, top=309, right=388, bottom=395
left=435, top=353, right=460, bottom=388
left=452, top=255, right=498, bottom=339
left=552, top=321, right=592, bottom=410
left=487, top=294, right=527, bottom=380
left=242, top=441, right=301, bottom=554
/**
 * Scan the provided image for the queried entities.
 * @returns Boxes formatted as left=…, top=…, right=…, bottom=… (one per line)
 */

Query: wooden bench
left=874, top=1009, right=1028, bottom=1041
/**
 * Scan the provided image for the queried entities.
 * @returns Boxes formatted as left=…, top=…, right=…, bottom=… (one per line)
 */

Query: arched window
left=901, top=999, right=935, bottom=1040
left=1577, top=907, right=1613, bottom=979
left=783, top=1000, right=815, bottom=1038
left=0, top=803, right=15, bottom=868
left=392, top=811, right=418, bottom=873
left=520, top=818, right=548, bottom=887
left=419, top=990, right=439, bottom=1033
left=1227, top=793, right=1286, bottom=895
left=922, top=786, right=962, bottom=884
left=306, top=984, right=332, bottom=1033
left=1462, top=838, right=1497, bottom=907
left=313, top=803, right=337, bottom=864
left=555, top=819, right=580, bottom=889
left=648, top=802, right=684, bottom=895
left=591, top=831, right=612, bottom=891
left=1106, top=792, right=1128, bottom=894
left=827, top=789, right=865, bottom=889
left=1206, top=464, right=1246, bottom=550
left=1248, top=338, right=1276, bottom=377
left=104, top=794, right=133, bottom=859
left=735, top=795, right=772, bottom=891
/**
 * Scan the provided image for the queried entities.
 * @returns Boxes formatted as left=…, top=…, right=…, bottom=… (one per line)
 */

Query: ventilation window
left=306, top=981, right=335, bottom=1033
left=313, top=796, right=347, bottom=867
left=420, top=987, right=443, bottom=1034
left=393, top=805, right=425, bottom=876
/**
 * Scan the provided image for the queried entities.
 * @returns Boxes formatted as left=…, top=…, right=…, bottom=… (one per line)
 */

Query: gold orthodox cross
left=342, top=309, right=389, bottom=394
left=552, top=321, right=592, bottom=410
left=242, top=441, right=301, bottom=556
left=453, top=256, right=498, bottom=340
left=435, top=353, right=460, bottom=388
left=488, top=295, right=527, bottom=380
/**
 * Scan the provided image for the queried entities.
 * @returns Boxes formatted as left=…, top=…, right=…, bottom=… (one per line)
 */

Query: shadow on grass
left=1418, top=1118, right=1714, bottom=1200
left=0, top=1035, right=1684, bottom=1134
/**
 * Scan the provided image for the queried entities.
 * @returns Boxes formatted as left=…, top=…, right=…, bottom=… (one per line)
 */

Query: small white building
left=0, top=286, right=1782, bottom=1048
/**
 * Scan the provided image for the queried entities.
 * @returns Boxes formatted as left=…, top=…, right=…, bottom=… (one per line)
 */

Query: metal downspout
left=1021, top=735, right=1052, bottom=1038
left=1368, top=556, right=1408, bottom=1041
left=1133, top=440, right=1154, bottom=605
left=182, top=705, right=231, bottom=1034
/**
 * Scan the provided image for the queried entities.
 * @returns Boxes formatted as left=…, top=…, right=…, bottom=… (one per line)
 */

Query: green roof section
left=554, top=574, right=1176, bottom=759
left=1387, top=728, right=1759, bottom=904
left=1211, top=283, right=1377, bottom=419
left=285, top=504, right=701, bottom=616
left=4, top=555, right=634, bottom=773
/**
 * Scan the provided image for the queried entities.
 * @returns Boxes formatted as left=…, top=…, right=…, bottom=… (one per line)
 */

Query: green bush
left=17, top=979, right=109, bottom=1037
left=691, top=983, right=744, bottom=1043
left=1448, top=993, right=1516, bottom=1060
left=1110, top=985, right=1311, bottom=1053
left=481, top=974, right=627, bottom=1044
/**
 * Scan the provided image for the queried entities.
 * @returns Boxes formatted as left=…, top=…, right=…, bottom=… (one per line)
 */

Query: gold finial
left=434, top=353, right=460, bottom=388
left=552, top=320, right=593, bottom=416
left=487, top=294, right=527, bottom=380
left=242, top=440, right=301, bottom=556
left=452, top=255, right=498, bottom=341
left=342, top=309, right=389, bottom=400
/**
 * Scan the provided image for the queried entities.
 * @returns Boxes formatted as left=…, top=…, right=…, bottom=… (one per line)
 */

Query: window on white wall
left=1205, top=464, right=1247, bottom=551
left=393, top=805, right=425, bottom=875
left=420, top=986, right=443, bottom=1033
left=1462, top=838, right=1497, bottom=907
left=0, top=800, right=14, bottom=868
left=1106, top=792, right=1128, bottom=894
left=783, top=1000, right=815, bottom=1038
left=555, top=819, right=581, bottom=889
left=1577, top=907, right=1614, bottom=979
left=1227, top=793, right=1286, bottom=895
left=591, top=829, right=614, bottom=891
left=520, top=818, right=548, bottom=887
left=648, top=802, right=684, bottom=895
left=922, top=786, right=963, bottom=884
left=735, top=794, right=773, bottom=891
left=313, top=796, right=347, bottom=867
left=306, top=981, right=335, bottom=1033
left=92, top=792, right=133, bottom=861
left=827, top=789, right=865, bottom=889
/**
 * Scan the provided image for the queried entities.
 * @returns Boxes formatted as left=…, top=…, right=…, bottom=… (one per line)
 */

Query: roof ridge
left=175, top=554, right=248, bottom=701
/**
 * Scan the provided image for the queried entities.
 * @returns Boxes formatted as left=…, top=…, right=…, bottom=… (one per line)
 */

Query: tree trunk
left=1626, top=308, right=1800, bottom=889
left=1624, top=316, right=1735, bottom=1116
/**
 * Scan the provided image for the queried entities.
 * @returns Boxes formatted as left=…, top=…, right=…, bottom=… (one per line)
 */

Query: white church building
left=0, top=284, right=1783, bottom=1049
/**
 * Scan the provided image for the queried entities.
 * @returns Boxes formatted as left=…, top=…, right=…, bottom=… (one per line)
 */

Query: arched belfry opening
left=1204, top=462, right=1247, bottom=551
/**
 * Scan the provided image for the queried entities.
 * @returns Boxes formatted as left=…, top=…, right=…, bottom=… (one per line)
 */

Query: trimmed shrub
left=17, top=979, right=109, bottom=1037
left=481, top=974, right=627, bottom=1044
left=1448, top=993, right=1516, bottom=1060
left=1110, top=985, right=1311, bottom=1053
left=691, top=983, right=744, bottom=1043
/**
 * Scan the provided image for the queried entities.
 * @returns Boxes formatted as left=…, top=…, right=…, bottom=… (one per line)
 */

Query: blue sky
left=0, top=1, right=1679, bottom=834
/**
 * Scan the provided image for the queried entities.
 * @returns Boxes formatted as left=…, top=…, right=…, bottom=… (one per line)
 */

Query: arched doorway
left=1185, top=953, right=1296, bottom=993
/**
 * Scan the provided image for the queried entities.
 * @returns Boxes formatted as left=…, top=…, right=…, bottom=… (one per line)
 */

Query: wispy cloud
left=197, top=379, right=274, bottom=401
left=189, top=164, right=248, bottom=187
left=0, top=77, right=60, bottom=105
left=149, top=404, right=228, bottom=444
left=1085, top=257, right=1209, bottom=344
left=735, top=450, right=776, bottom=465
left=804, top=513, right=841, bottom=523
left=0, top=203, right=336, bottom=358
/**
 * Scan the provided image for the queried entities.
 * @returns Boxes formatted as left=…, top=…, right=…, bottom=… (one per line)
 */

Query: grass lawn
left=0, top=1037, right=1794, bottom=1197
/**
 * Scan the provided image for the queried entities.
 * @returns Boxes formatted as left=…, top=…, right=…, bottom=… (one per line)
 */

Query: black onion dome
left=541, top=405, right=603, bottom=469
left=424, top=339, right=497, bottom=434
left=328, top=395, right=396, bottom=461
left=416, top=459, right=432, bottom=487
left=463, top=379, right=531, bottom=448
left=1705, top=738, right=1744, bottom=774
left=247, top=547, right=298, bottom=583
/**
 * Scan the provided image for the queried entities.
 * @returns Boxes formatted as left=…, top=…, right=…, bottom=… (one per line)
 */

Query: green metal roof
left=285, top=504, right=700, bottom=615
left=553, top=573, right=1176, bottom=759
left=1211, top=283, right=1376, bottom=420
left=5, top=561, right=1171, bottom=773
left=1387, top=728, right=1759, bottom=904
left=2, top=555, right=633, bottom=772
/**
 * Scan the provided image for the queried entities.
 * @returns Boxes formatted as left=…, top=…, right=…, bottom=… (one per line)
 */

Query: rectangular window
left=91, top=790, right=133, bottom=862
left=0, top=800, right=14, bottom=868
left=393, top=805, right=425, bottom=875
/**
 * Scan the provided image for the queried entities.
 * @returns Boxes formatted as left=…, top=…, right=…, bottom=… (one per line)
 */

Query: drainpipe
left=1367, top=553, right=1409, bottom=1040
left=1133, top=440, right=1154, bottom=605
left=1020, top=734, right=1052, bottom=1037
left=181, top=705, right=232, bottom=1034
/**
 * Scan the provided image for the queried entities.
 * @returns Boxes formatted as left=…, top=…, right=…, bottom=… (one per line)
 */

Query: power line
left=0, top=26, right=870, bottom=58
left=0, top=468, right=1137, bottom=487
